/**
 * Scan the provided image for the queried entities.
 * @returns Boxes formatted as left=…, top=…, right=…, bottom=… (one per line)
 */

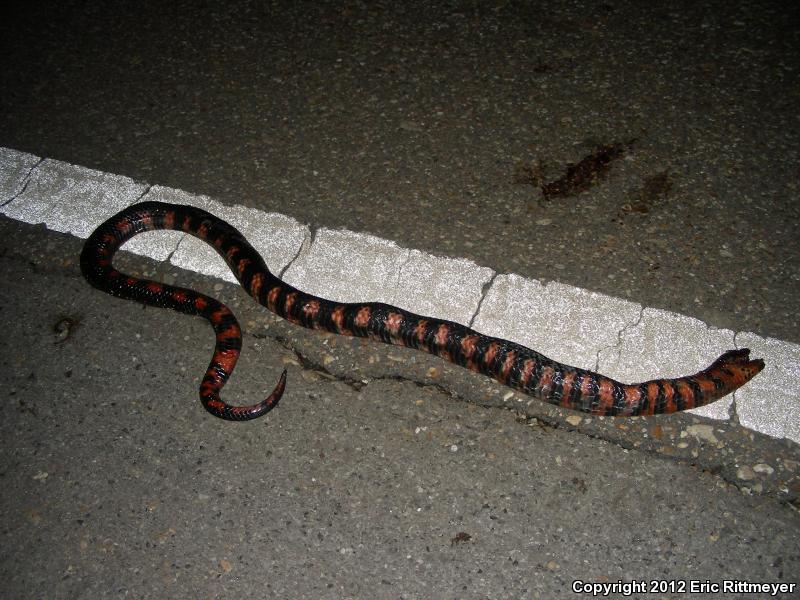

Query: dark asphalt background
left=1, top=1, right=799, bottom=598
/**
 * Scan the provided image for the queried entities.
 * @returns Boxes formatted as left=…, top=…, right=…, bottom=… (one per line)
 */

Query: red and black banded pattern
left=81, top=201, right=765, bottom=421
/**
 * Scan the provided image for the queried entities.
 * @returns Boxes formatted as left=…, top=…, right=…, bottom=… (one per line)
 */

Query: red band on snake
left=80, top=201, right=764, bottom=421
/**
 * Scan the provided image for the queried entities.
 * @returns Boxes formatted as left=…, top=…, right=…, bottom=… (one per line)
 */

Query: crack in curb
left=0, top=156, right=46, bottom=208
left=166, top=234, right=185, bottom=266
left=594, top=303, right=645, bottom=373
left=134, top=184, right=153, bottom=205
left=469, top=271, right=500, bottom=329
left=394, top=249, right=413, bottom=303
left=261, top=332, right=461, bottom=401
left=280, top=224, right=316, bottom=279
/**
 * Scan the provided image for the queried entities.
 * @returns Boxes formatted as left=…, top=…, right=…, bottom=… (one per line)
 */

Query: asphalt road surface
left=1, top=1, right=798, bottom=598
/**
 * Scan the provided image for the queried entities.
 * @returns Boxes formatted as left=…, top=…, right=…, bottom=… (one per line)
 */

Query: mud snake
left=80, top=201, right=764, bottom=421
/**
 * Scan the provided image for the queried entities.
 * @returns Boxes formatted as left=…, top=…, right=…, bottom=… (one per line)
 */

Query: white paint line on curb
left=2, top=147, right=798, bottom=443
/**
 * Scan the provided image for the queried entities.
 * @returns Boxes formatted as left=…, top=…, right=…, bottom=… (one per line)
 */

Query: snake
left=80, top=201, right=764, bottom=421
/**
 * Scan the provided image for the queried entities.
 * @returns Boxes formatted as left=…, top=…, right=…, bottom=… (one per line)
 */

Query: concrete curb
left=2, top=146, right=797, bottom=443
